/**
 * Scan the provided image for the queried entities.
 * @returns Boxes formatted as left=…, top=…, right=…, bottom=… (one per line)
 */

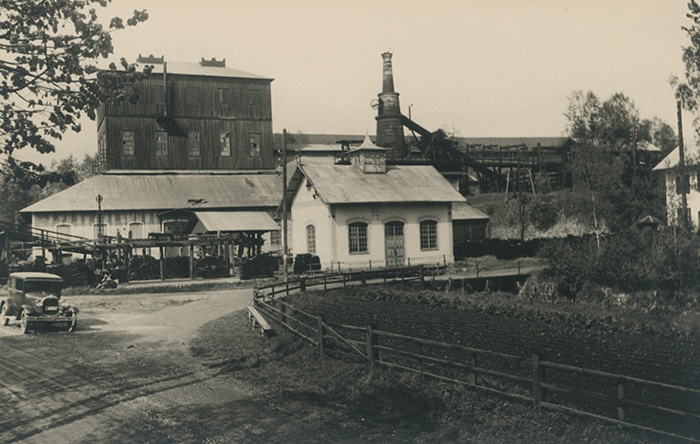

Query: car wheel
left=67, top=313, right=78, bottom=332
left=1, top=304, right=9, bottom=327
left=19, top=312, right=30, bottom=335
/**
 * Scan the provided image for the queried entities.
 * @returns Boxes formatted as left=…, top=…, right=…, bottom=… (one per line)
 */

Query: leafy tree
left=0, top=0, right=150, bottom=186
left=564, top=91, right=673, bottom=234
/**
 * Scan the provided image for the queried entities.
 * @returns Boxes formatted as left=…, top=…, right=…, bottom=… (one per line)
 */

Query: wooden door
left=385, top=221, right=405, bottom=268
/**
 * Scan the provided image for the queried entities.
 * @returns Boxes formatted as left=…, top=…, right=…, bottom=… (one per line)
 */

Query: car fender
left=1, top=298, right=16, bottom=316
left=20, top=304, right=37, bottom=316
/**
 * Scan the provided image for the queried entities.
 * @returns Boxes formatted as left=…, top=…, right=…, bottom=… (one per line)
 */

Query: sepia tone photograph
left=1, top=0, right=699, bottom=442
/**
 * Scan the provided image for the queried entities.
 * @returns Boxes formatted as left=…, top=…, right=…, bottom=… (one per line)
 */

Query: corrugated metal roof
left=144, top=62, right=272, bottom=80
left=22, top=172, right=282, bottom=213
left=194, top=211, right=279, bottom=232
left=452, top=202, right=490, bottom=221
left=298, top=164, right=466, bottom=204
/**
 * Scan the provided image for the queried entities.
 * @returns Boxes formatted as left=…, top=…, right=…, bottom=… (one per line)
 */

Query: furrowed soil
left=2, top=283, right=698, bottom=443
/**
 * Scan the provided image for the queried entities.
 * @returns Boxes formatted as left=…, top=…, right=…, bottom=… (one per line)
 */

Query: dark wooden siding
left=104, top=117, right=274, bottom=170
left=99, top=73, right=274, bottom=171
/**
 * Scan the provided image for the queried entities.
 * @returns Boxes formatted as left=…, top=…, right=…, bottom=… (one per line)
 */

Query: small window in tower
left=248, top=89, right=260, bottom=118
left=220, top=132, right=231, bottom=157
left=218, top=88, right=231, bottom=117
left=121, top=131, right=135, bottom=156
left=155, top=132, right=168, bottom=157
left=188, top=132, right=200, bottom=157
left=185, top=86, right=199, bottom=114
left=249, top=133, right=261, bottom=157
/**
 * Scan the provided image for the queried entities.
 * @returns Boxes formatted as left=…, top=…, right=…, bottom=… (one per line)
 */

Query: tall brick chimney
left=375, top=52, right=406, bottom=158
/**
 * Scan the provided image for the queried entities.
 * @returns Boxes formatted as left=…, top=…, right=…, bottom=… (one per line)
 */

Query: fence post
left=366, top=324, right=376, bottom=372
left=317, top=316, right=324, bottom=359
left=361, top=270, right=366, bottom=285
left=518, top=259, right=521, bottom=274
left=281, top=302, right=287, bottom=325
left=532, top=354, right=542, bottom=413
left=443, top=254, right=446, bottom=267
left=300, top=277, right=306, bottom=292
left=270, top=284, right=275, bottom=298
left=286, top=280, right=290, bottom=297
left=419, top=264, right=424, bottom=282
left=323, top=275, right=327, bottom=291
left=407, top=257, right=411, bottom=267
left=383, top=268, right=387, bottom=284
left=343, top=273, right=347, bottom=288
left=475, top=260, right=480, bottom=278
left=617, top=380, right=625, bottom=421
left=369, top=260, right=372, bottom=271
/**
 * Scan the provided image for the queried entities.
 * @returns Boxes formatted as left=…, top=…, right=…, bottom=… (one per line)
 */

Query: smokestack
left=382, top=52, right=395, bottom=93
left=375, top=52, right=406, bottom=158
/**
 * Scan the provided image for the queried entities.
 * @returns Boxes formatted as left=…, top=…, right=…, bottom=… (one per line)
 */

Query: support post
left=323, top=275, right=327, bottom=291
left=419, top=264, right=424, bottom=282
left=159, top=246, right=165, bottom=281
left=189, top=243, right=195, bottom=280
left=366, top=324, right=376, bottom=371
left=317, top=316, right=324, bottom=358
left=617, top=380, right=625, bottom=421
left=532, top=354, right=542, bottom=412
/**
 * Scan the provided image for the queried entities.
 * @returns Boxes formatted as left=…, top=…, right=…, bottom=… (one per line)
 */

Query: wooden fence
left=252, top=270, right=700, bottom=443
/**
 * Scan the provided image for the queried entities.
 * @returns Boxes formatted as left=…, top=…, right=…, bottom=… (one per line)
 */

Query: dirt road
left=0, top=288, right=276, bottom=443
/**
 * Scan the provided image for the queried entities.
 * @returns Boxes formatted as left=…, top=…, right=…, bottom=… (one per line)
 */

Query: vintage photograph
left=1, top=1, right=699, bottom=442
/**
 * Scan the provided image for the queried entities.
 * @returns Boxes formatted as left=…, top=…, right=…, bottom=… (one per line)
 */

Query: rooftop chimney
left=137, top=54, right=164, bottom=64
left=375, top=52, right=406, bottom=158
left=200, top=57, right=226, bottom=67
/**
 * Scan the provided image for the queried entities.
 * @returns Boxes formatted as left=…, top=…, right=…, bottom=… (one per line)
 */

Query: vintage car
left=1, top=272, right=78, bottom=334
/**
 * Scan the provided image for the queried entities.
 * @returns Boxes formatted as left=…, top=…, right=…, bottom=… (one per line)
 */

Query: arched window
left=128, top=222, right=144, bottom=239
left=306, top=224, right=316, bottom=255
left=419, top=220, right=438, bottom=250
left=348, top=222, right=368, bottom=254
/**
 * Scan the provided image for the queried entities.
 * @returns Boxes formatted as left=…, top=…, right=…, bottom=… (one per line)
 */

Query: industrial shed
left=284, top=135, right=483, bottom=270
left=20, top=170, right=282, bottom=258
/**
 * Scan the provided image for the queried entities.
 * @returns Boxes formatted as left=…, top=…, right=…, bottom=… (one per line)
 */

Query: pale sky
left=17, top=0, right=694, bottom=164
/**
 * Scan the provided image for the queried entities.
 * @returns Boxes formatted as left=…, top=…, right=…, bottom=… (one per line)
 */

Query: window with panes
left=249, top=133, right=261, bottom=157
left=348, top=222, right=368, bottom=254
left=155, top=132, right=168, bottom=157
left=121, top=131, right=135, bottom=156
left=420, top=220, right=438, bottom=250
left=306, top=225, right=316, bottom=254
left=188, top=132, right=200, bottom=157
left=220, top=133, right=231, bottom=156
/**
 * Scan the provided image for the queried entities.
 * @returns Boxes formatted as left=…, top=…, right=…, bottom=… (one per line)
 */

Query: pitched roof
left=291, top=164, right=466, bottom=205
left=452, top=202, right=490, bottom=221
left=22, top=171, right=282, bottom=213
left=652, top=145, right=700, bottom=171
left=193, top=211, right=280, bottom=232
left=143, top=61, right=272, bottom=81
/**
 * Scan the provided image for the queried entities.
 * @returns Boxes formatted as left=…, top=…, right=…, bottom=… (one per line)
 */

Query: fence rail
left=252, top=269, right=700, bottom=443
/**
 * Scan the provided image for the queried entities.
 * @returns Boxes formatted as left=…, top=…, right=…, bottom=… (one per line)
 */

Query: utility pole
left=677, top=100, right=688, bottom=229
left=282, top=129, right=289, bottom=281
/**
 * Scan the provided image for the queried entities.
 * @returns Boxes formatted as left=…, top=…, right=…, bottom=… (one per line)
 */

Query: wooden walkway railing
left=252, top=271, right=700, bottom=443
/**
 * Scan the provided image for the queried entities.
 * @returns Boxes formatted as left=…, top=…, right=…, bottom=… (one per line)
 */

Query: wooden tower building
left=96, top=55, right=275, bottom=172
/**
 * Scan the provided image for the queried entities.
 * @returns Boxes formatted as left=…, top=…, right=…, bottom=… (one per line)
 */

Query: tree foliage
left=0, top=153, right=95, bottom=226
left=563, top=91, right=672, bottom=232
left=0, top=0, right=150, bottom=185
